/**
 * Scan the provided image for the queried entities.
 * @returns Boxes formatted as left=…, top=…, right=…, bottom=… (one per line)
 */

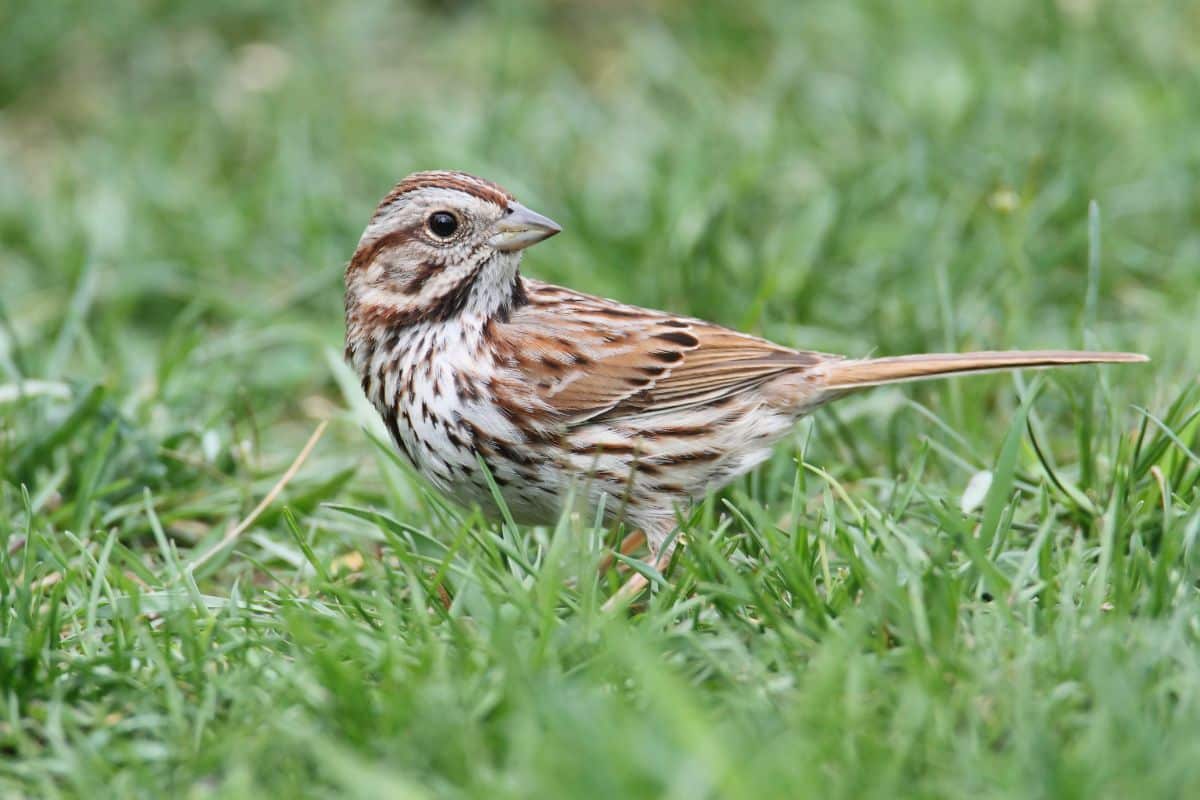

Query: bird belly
left=369, top=330, right=806, bottom=528
left=383, top=357, right=565, bottom=523
left=562, top=398, right=801, bottom=519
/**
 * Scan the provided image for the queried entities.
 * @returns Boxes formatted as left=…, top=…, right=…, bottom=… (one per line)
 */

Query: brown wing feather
left=498, top=281, right=819, bottom=424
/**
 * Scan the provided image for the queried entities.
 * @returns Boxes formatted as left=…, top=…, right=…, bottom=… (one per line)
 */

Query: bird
left=343, top=170, right=1147, bottom=608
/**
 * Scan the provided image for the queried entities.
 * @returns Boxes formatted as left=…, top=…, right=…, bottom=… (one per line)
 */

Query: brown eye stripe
left=348, top=227, right=418, bottom=273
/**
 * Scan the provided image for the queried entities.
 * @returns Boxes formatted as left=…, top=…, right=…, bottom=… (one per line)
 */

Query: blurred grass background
left=2, top=1, right=1199, bottom=797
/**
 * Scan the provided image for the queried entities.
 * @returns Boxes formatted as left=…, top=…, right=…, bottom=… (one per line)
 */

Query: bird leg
left=597, top=529, right=647, bottom=574
left=601, top=528, right=675, bottom=612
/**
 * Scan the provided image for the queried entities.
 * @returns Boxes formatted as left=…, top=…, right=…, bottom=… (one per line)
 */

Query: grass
left=2, top=1, right=1199, bottom=797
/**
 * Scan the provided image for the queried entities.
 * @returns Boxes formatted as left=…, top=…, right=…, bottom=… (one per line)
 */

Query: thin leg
left=597, top=529, right=647, bottom=574
left=601, top=532, right=675, bottom=612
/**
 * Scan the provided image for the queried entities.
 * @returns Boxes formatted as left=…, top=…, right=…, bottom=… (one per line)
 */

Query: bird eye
left=427, top=211, right=459, bottom=239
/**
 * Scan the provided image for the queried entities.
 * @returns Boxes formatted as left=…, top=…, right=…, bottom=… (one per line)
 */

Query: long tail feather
left=820, top=350, right=1148, bottom=390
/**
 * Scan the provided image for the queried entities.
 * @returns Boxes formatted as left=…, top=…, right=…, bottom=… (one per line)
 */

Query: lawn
left=2, top=1, right=1199, bottom=797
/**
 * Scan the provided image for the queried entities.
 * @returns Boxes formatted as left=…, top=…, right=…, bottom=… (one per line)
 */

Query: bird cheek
left=393, top=260, right=441, bottom=295
left=363, top=262, right=386, bottom=283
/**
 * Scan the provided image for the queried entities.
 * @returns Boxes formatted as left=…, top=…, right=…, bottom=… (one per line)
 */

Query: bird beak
left=488, top=202, right=562, bottom=252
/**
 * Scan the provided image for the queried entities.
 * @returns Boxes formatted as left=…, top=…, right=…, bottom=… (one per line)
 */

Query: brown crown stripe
left=377, top=171, right=514, bottom=214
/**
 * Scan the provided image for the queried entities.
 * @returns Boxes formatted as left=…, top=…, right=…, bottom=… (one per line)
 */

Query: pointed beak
left=488, top=202, right=562, bottom=252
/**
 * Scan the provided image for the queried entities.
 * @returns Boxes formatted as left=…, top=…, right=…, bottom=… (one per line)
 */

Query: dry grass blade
left=184, top=420, right=329, bottom=577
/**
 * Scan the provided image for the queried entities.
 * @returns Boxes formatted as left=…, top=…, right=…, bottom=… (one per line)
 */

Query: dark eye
left=427, top=211, right=459, bottom=239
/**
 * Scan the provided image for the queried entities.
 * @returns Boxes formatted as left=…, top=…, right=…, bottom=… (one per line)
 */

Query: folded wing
left=499, top=281, right=820, bottom=425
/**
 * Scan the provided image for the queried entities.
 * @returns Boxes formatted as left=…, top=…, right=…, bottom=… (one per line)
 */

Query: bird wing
left=498, top=280, right=822, bottom=426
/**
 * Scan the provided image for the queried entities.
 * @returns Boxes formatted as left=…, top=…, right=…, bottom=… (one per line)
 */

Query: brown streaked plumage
left=343, top=170, right=1148, bottom=608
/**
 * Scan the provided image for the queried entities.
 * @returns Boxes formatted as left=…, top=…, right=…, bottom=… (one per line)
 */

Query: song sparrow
left=344, top=170, right=1147, bottom=607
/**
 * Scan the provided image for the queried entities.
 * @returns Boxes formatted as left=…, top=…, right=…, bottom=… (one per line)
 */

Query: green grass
left=3, top=1, right=1200, bottom=797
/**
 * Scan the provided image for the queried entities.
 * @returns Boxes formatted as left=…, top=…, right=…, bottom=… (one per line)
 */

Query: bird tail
left=819, top=350, right=1148, bottom=391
